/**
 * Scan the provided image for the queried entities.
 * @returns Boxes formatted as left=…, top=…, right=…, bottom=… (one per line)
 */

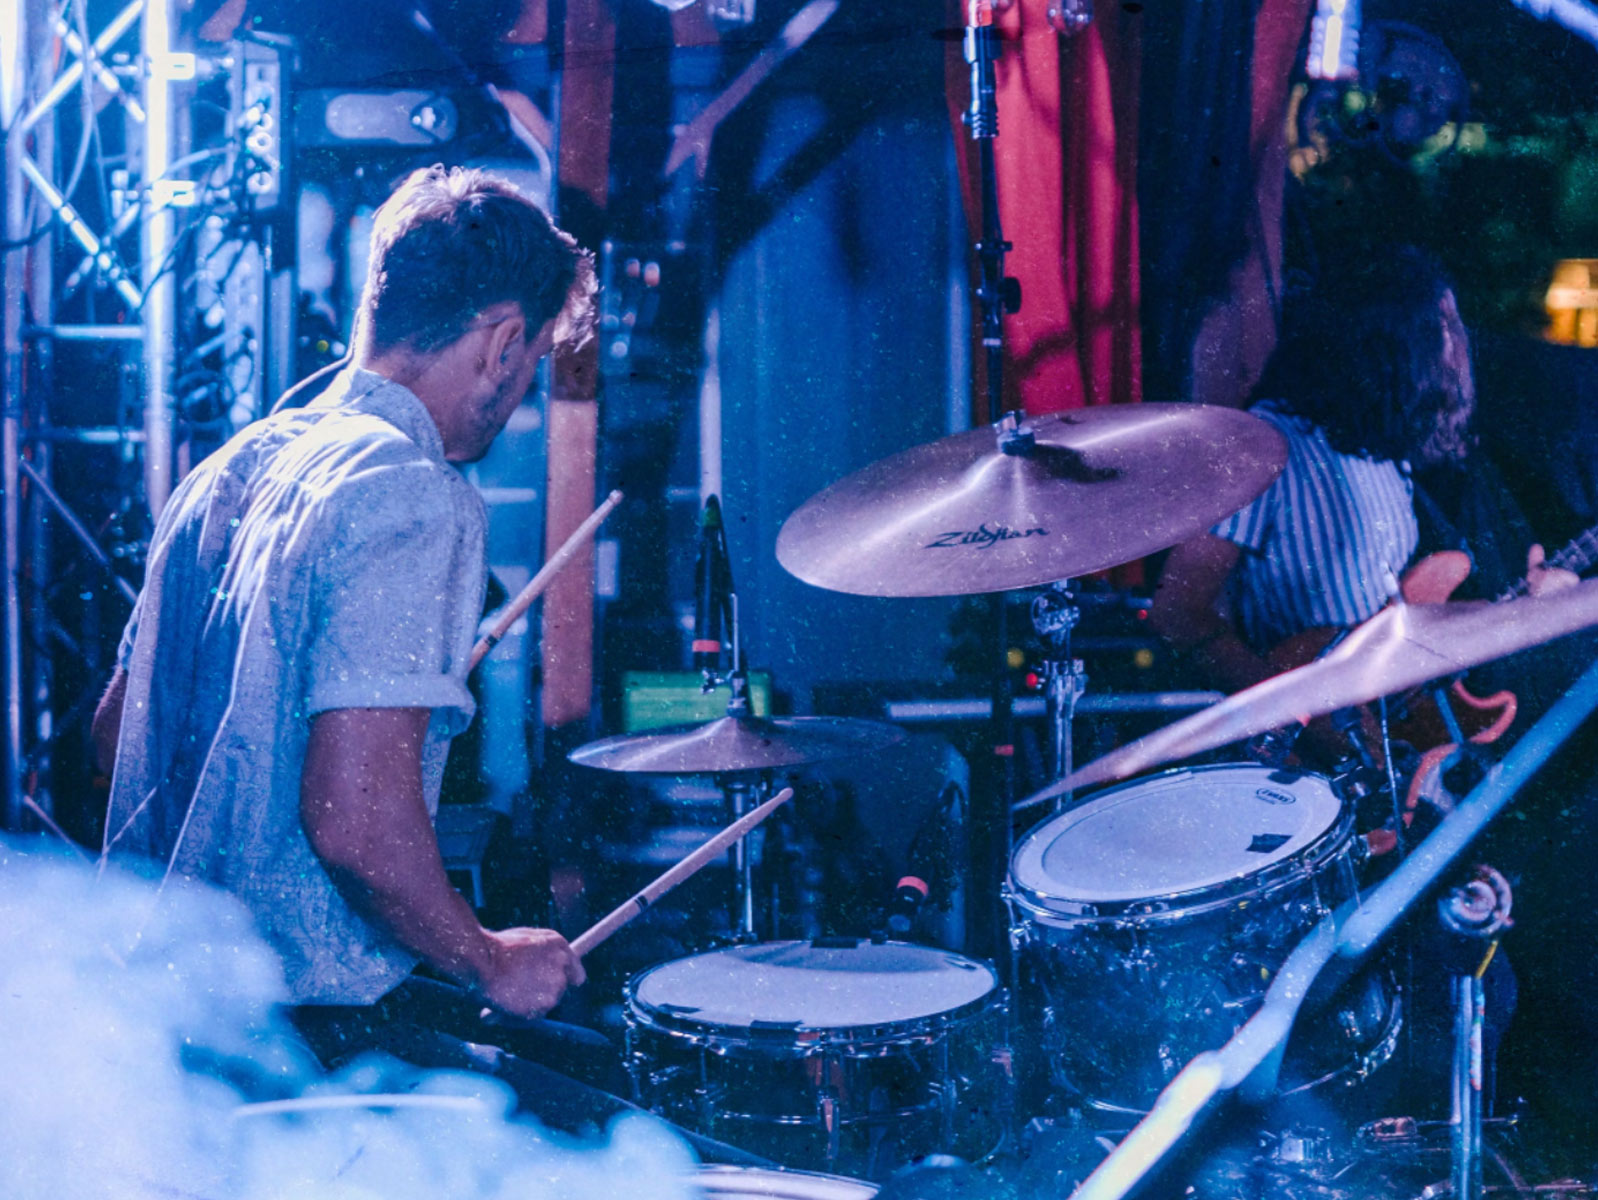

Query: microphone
left=963, top=0, right=999, bottom=140
left=1246, top=723, right=1303, bottom=768
left=692, top=496, right=725, bottom=678
left=885, top=876, right=931, bottom=937
left=1328, top=706, right=1377, bottom=770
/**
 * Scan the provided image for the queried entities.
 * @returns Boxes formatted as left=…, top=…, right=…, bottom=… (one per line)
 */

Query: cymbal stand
left=694, top=494, right=765, bottom=940
left=963, top=0, right=1023, bottom=970
left=1449, top=969, right=1487, bottom=1200
left=716, top=602, right=765, bottom=942
left=719, top=765, right=767, bottom=943
left=1031, top=582, right=1087, bottom=810
left=1439, top=866, right=1513, bottom=1200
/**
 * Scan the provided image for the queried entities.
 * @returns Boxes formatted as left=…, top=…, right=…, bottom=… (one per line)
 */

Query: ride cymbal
left=776, top=405, right=1287, bottom=597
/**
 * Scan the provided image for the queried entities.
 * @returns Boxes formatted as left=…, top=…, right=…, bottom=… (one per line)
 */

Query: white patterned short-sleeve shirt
left=103, top=369, right=487, bottom=1004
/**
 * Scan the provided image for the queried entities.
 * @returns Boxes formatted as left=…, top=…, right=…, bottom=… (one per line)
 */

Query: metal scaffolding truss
left=2, top=0, right=292, bottom=832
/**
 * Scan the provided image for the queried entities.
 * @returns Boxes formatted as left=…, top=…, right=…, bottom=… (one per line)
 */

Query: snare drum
left=626, top=940, right=1006, bottom=1180
left=1007, top=763, right=1399, bottom=1113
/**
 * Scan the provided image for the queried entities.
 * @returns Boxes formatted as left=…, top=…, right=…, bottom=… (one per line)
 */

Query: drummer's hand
left=474, top=927, right=585, bottom=1019
left=1526, top=544, right=1579, bottom=597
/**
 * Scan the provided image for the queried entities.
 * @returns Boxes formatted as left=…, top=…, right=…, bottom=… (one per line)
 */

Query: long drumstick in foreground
left=570, top=787, right=795, bottom=958
left=470, top=489, right=624, bottom=671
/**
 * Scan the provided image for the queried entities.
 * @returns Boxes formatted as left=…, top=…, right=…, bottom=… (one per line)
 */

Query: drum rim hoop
left=623, top=941, right=1001, bottom=1047
left=623, top=993, right=1001, bottom=1049
left=691, top=1163, right=880, bottom=1198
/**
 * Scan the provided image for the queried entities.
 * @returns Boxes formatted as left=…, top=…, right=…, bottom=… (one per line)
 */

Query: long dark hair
left=1252, top=246, right=1470, bottom=463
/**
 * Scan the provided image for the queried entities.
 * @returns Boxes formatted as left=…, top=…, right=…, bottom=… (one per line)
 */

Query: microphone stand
left=964, top=0, right=1013, bottom=420
left=696, top=497, right=766, bottom=942
left=1069, top=655, right=1598, bottom=1200
left=718, top=598, right=764, bottom=942
left=964, top=0, right=1025, bottom=971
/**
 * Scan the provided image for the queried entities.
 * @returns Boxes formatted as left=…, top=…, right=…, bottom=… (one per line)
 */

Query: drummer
left=90, top=165, right=624, bottom=1124
left=1151, top=247, right=1574, bottom=760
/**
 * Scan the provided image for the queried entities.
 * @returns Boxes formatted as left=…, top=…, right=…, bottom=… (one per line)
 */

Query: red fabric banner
left=956, top=3, right=1141, bottom=416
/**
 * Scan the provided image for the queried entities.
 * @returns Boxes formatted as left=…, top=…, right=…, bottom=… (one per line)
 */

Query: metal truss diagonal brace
left=19, top=0, right=145, bottom=134
left=18, top=460, right=139, bottom=605
left=17, top=155, right=144, bottom=308
left=55, top=12, right=148, bottom=124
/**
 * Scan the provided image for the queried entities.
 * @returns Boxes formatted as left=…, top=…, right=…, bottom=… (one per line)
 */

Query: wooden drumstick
left=569, top=787, right=795, bottom=958
left=470, top=489, right=624, bottom=671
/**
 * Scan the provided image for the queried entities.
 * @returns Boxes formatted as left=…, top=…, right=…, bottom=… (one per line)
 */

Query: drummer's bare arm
left=301, top=706, right=585, bottom=1018
left=1150, top=534, right=1276, bottom=694
left=91, top=667, right=128, bottom=776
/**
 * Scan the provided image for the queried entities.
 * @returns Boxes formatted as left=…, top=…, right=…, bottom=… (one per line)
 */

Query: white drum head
left=631, top=941, right=995, bottom=1031
left=692, top=1165, right=878, bottom=1199
left=1011, top=764, right=1343, bottom=906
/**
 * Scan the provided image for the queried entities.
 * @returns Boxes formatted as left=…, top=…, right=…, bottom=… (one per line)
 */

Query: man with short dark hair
left=94, top=165, right=595, bottom=1025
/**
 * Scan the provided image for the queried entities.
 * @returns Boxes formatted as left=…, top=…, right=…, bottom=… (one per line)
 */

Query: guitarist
left=1151, top=247, right=1579, bottom=1117
left=1152, top=248, right=1575, bottom=767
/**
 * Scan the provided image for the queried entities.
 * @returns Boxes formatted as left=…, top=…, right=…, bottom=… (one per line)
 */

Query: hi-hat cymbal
left=776, top=405, right=1287, bottom=597
left=1019, top=579, right=1598, bottom=807
left=569, top=714, right=906, bottom=775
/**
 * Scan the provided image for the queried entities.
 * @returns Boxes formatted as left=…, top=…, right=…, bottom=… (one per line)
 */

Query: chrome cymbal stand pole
left=964, top=0, right=1024, bottom=970
left=721, top=773, right=763, bottom=942
left=719, top=597, right=762, bottom=942
left=1439, top=867, right=1512, bottom=1200
left=1450, top=970, right=1486, bottom=1200
left=1032, top=581, right=1086, bottom=809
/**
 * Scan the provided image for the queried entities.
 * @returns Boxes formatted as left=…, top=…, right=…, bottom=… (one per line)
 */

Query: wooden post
left=542, top=0, right=615, bottom=728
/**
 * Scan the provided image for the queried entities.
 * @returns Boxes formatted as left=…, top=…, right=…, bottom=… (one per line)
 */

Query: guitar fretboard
left=1494, top=523, right=1598, bottom=602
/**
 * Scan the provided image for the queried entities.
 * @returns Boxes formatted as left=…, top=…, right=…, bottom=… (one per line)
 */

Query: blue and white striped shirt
left=1212, top=401, right=1418, bottom=652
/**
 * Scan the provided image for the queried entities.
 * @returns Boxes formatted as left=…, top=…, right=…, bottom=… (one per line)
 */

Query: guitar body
left=1399, top=549, right=1474, bottom=606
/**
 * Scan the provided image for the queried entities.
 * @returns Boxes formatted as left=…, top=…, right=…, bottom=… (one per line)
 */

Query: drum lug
left=1229, top=951, right=1270, bottom=994
left=1350, top=831, right=1373, bottom=870
left=1157, top=1041, right=1179, bottom=1079
left=694, top=1080, right=719, bottom=1132
left=992, top=1042, right=1015, bottom=1081
left=818, top=1086, right=842, bottom=1168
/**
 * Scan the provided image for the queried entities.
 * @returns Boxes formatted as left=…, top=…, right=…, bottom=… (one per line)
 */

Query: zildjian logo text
left=925, top=524, right=1049, bottom=549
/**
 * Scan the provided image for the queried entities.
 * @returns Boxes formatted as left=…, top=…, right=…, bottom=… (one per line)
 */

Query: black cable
left=0, top=220, right=57, bottom=252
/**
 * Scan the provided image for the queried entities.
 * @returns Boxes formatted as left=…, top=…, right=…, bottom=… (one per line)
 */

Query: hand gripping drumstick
left=569, top=787, right=794, bottom=958
left=469, top=489, right=624, bottom=671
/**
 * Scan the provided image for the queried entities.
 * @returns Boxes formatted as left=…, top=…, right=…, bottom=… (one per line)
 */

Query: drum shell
left=1006, top=765, right=1399, bottom=1113
left=624, top=942, right=1007, bottom=1180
